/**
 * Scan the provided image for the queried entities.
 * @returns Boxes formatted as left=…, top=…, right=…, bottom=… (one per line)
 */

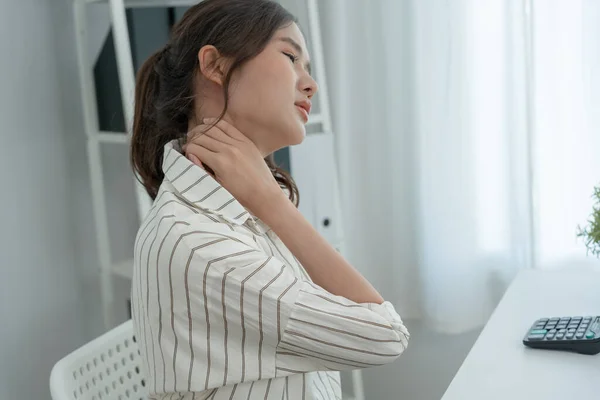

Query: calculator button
left=576, top=332, right=585, bottom=339
left=530, top=329, right=547, bottom=335
left=565, top=332, right=575, bottom=339
left=558, top=328, right=567, bottom=333
left=556, top=325, right=567, bottom=330
left=556, top=333, right=565, bottom=339
left=535, top=323, right=546, bottom=329
left=572, top=316, right=582, bottom=320
left=568, top=328, right=576, bottom=333
left=586, top=332, right=596, bottom=339
left=528, top=334, right=545, bottom=340
left=583, top=317, right=592, bottom=322
left=549, top=317, right=560, bottom=322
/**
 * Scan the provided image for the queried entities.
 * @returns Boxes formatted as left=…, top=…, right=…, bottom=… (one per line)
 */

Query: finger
left=203, top=118, right=248, bottom=142
left=187, top=124, right=237, bottom=146
left=186, top=124, right=209, bottom=142
left=187, top=153, right=217, bottom=177
left=187, top=153, right=204, bottom=168
left=190, top=132, right=230, bottom=153
left=184, top=143, right=219, bottom=172
left=202, top=124, right=238, bottom=145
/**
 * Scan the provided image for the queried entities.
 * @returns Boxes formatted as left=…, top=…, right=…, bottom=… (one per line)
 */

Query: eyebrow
left=278, top=37, right=312, bottom=75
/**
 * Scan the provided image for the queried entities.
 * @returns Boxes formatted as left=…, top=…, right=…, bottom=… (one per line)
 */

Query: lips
left=295, top=100, right=311, bottom=122
left=295, top=101, right=312, bottom=115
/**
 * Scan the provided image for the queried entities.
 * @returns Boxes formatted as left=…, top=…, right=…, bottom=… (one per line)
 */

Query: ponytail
left=130, top=48, right=191, bottom=200
left=130, top=51, right=163, bottom=200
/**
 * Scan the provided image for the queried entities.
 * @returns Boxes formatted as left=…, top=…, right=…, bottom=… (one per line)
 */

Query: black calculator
left=523, top=315, right=600, bottom=355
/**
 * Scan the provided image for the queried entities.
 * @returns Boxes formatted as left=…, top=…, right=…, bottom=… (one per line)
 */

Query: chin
left=271, top=119, right=306, bottom=149
left=289, top=120, right=307, bottom=144
left=288, top=128, right=306, bottom=146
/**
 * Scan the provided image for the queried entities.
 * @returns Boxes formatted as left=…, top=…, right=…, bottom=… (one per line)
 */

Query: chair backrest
left=50, top=320, right=149, bottom=400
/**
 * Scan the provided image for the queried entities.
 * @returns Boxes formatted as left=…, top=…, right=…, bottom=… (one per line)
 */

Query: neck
left=188, top=113, right=272, bottom=158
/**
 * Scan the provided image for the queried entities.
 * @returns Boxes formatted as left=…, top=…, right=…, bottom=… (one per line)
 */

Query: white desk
left=441, top=268, right=600, bottom=400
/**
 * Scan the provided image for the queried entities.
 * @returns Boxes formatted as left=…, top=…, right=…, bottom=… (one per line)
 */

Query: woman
left=130, top=0, right=409, bottom=399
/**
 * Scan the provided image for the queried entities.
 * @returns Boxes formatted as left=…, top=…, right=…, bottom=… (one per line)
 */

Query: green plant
left=577, top=185, right=600, bottom=258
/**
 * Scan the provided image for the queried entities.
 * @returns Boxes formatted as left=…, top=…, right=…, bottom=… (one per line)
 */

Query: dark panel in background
left=129, top=8, right=172, bottom=72
left=174, top=6, right=191, bottom=20
left=273, top=147, right=291, bottom=173
left=94, top=8, right=170, bottom=132
left=94, top=29, right=126, bottom=132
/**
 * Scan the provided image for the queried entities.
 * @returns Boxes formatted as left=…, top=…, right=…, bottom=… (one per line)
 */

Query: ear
left=198, top=45, right=229, bottom=86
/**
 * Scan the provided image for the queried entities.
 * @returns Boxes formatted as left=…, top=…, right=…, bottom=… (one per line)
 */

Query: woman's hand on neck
left=188, top=112, right=271, bottom=158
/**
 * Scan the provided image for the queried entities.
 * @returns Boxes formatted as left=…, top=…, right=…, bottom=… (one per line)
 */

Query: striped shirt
left=131, top=140, right=410, bottom=400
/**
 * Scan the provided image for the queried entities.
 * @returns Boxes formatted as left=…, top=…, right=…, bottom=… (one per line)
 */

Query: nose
left=300, top=74, right=318, bottom=99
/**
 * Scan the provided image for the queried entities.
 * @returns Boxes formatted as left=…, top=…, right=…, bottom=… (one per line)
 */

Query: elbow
left=384, top=324, right=410, bottom=363
left=374, top=301, right=410, bottom=362
left=370, top=320, right=410, bottom=367
left=393, top=326, right=410, bottom=359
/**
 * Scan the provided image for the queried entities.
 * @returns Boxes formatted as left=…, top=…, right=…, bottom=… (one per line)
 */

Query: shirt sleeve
left=275, top=282, right=410, bottom=375
left=169, top=221, right=409, bottom=391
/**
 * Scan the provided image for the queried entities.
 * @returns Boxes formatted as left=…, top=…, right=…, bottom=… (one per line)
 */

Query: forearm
left=259, top=193, right=384, bottom=305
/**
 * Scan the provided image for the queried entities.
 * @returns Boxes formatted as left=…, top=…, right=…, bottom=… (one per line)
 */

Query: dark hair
left=131, top=0, right=300, bottom=206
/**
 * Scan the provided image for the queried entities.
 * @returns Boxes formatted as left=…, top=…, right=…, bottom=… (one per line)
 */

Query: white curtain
left=319, top=0, right=600, bottom=334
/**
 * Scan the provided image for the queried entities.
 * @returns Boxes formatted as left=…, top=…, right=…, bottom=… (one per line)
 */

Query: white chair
left=50, top=320, right=149, bottom=400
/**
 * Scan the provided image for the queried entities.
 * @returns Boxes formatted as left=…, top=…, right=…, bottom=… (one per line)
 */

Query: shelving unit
left=72, top=0, right=362, bottom=398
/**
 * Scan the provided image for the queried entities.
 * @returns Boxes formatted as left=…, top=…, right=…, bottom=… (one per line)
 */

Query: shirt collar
left=162, top=139, right=255, bottom=227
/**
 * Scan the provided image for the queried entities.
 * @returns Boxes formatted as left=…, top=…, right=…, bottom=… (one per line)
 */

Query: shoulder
left=150, top=191, right=257, bottom=241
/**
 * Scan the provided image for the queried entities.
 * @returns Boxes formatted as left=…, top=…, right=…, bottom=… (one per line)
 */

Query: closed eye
left=283, top=52, right=298, bottom=63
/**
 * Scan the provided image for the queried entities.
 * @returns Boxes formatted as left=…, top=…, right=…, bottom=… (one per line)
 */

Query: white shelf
left=96, top=131, right=129, bottom=144
left=307, top=113, right=324, bottom=126
left=112, top=258, right=134, bottom=280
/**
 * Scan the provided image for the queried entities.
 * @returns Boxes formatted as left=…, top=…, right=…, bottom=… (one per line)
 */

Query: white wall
left=0, top=0, right=88, bottom=398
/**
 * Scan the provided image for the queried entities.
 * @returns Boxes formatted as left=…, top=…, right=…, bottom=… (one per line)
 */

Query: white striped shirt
left=131, top=140, right=410, bottom=400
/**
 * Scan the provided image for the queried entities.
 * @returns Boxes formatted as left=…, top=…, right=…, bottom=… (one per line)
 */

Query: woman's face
left=198, top=22, right=318, bottom=156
